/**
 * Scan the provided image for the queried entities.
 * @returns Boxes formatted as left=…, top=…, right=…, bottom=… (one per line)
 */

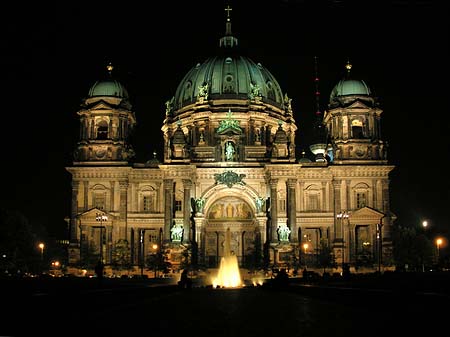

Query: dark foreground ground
left=1, top=272, right=448, bottom=337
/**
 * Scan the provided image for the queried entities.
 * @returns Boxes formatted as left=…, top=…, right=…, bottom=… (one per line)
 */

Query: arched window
left=96, top=120, right=109, bottom=140
left=351, top=119, right=364, bottom=139
left=353, top=183, right=370, bottom=209
left=304, top=184, right=321, bottom=211
left=92, top=184, right=108, bottom=210
left=140, top=185, right=156, bottom=213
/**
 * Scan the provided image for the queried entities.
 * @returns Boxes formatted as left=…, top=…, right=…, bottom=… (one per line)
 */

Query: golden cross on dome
left=225, top=5, right=232, bottom=20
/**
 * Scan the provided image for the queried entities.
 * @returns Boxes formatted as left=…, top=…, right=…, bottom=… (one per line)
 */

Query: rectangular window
left=143, top=195, right=152, bottom=212
left=356, top=192, right=367, bottom=208
left=175, top=200, right=182, bottom=212
left=93, top=193, right=105, bottom=210
left=308, top=194, right=320, bottom=211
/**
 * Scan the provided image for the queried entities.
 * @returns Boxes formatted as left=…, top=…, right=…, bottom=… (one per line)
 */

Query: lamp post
left=376, top=221, right=383, bottom=273
left=302, top=243, right=309, bottom=269
left=336, top=211, right=349, bottom=273
left=152, top=244, right=158, bottom=278
left=38, top=243, right=44, bottom=261
left=421, top=220, right=428, bottom=272
left=139, top=229, right=146, bottom=277
left=95, top=212, right=108, bottom=263
left=436, top=238, right=443, bottom=261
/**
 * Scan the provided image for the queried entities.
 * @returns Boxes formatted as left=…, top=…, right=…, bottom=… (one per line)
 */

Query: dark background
left=3, top=1, right=448, bottom=247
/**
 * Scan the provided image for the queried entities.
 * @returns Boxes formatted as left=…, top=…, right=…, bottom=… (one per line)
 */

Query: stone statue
left=284, top=93, right=292, bottom=112
left=249, top=82, right=262, bottom=100
left=195, top=198, right=205, bottom=213
left=277, top=225, right=291, bottom=242
left=197, top=83, right=209, bottom=100
left=165, top=97, right=173, bottom=116
left=255, top=197, right=265, bottom=213
left=171, top=224, right=183, bottom=242
left=225, top=142, right=235, bottom=161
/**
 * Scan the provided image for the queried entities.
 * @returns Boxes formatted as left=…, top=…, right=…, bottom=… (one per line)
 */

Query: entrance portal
left=204, top=197, right=257, bottom=268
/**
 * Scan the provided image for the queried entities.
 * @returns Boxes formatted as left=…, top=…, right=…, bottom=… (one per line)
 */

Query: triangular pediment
left=217, top=126, right=242, bottom=135
left=350, top=206, right=384, bottom=223
left=89, top=100, right=116, bottom=111
left=78, top=208, right=113, bottom=221
left=347, top=100, right=370, bottom=109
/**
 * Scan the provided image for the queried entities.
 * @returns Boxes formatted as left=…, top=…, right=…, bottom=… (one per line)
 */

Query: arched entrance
left=202, top=196, right=261, bottom=268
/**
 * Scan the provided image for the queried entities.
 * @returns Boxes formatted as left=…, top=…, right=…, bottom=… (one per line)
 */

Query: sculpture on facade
left=171, top=224, right=184, bottom=242
left=277, top=225, right=291, bottom=242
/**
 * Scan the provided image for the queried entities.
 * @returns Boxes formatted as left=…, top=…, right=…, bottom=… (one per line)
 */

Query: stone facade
left=66, top=7, right=395, bottom=275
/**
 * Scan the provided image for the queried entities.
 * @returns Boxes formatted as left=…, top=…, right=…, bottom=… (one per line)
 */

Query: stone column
left=152, top=182, right=161, bottom=212
left=110, top=180, right=115, bottom=212
left=381, top=179, right=391, bottom=240
left=182, top=179, right=192, bottom=244
left=70, top=180, right=79, bottom=242
left=269, top=179, right=278, bottom=243
left=333, top=180, right=343, bottom=240
left=83, top=181, right=89, bottom=211
left=332, top=179, right=344, bottom=266
left=287, top=178, right=297, bottom=242
left=119, top=180, right=128, bottom=240
left=163, top=179, right=174, bottom=243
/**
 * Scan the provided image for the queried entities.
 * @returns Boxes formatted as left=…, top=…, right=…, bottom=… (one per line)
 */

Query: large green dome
left=172, top=55, right=284, bottom=112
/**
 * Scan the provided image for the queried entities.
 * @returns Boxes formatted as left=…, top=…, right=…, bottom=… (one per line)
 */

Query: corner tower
left=73, top=63, right=136, bottom=165
left=323, top=61, right=386, bottom=164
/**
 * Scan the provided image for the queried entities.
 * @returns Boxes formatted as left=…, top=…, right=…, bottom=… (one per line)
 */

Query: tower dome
left=329, top=78, right=371, bottom=101
left=87, top=63, right=129, bottom=99
left=328, top=61, right=375, bottom=108
left=88, top=79, right=129, bottom=99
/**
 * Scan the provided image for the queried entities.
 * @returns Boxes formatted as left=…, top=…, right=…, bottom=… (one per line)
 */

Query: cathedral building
left=66, top=6, right=395, bottom=275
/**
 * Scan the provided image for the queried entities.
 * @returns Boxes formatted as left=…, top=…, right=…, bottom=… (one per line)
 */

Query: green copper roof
left=329, top=79, right=371, bottom=102
left=88, top=78, right=129, bottom=99
left=172, top=55, right=284, bottom=112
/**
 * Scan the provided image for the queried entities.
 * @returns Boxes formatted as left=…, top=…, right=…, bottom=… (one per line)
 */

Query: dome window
left=225, top=75, right=233, bottom=82
left=225, top=57, right=233, bottom=64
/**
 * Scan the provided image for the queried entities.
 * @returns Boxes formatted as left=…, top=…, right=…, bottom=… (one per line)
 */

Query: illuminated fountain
left=212, top=228, right=243, bottom=288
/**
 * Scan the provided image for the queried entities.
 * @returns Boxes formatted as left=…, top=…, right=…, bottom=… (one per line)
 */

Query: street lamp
left=436, top=238, right=443, bottom=261
left=336, top=211, right=349, bottom=272
left=376, top=221, right=384, bottom=273
left=38, top=243, right=44, bottom=261
left=303, top=243, right=309, bottom=255
left=302, top=242, right=309, bottom=269
left=152, top=244, right=158, bottom=278
left=139, top=229, right=146, bottom=277
left=421, top=220, right=428, bottom=272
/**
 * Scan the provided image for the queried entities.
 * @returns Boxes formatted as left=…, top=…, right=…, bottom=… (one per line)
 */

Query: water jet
left=212, top=228, right=243, bottom=288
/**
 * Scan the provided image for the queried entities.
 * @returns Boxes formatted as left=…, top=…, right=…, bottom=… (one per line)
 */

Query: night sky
left=3, top=1, right=448, bottom=244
